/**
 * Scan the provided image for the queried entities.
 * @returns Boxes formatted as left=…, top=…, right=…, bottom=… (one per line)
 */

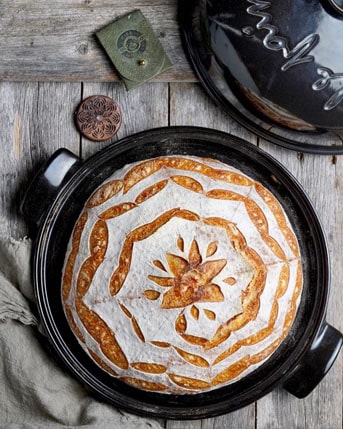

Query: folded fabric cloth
left=0, top=237, right=163, bottom=429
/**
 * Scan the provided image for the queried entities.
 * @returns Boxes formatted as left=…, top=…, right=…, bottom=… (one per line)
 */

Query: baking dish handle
left=283, top=321, right=343, bottom=398
left=20, top=149, right=80, bottom=231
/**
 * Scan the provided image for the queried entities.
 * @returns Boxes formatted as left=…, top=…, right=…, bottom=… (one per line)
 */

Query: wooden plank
left=256, top=142, right=343, bottom=429
left=80, top=81, right=169, bottom=428
left=200, top=406, right=255, bottom=429
left=166, top=420, right=202, bottom=429
left=169, top=83, right=343, bottom=428
left=0, top=81, right=81, bottom=238
left=169, top=82, right=258, bottom=145
left=0, top=82, right=36, bottom=238
left=167, top=82, right=257, bottom=429
left=0, top=1, right=194, bottom=82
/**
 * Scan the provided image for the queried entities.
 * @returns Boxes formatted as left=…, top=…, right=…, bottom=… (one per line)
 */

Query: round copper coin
left=75, top=95, right=122, bottom=142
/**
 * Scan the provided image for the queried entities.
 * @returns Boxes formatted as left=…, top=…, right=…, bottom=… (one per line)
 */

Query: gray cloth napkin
left=0, top=236, right=163, bottom=429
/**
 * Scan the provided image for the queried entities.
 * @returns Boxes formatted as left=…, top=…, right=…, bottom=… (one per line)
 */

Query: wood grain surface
left=0, top=1, right=342, bottom=428
left=0, top=0, right=194, bottom=82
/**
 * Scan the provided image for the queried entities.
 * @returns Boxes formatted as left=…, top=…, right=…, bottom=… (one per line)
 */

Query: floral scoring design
left=147, top=237, right=229, bottom=311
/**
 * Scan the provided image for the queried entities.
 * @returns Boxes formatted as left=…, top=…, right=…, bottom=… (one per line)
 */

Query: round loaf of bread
left=61, top=155, right=303, bottom=394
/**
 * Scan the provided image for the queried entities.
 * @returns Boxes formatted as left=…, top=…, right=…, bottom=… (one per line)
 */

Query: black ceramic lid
left=180, top=0, right=343, bottom=154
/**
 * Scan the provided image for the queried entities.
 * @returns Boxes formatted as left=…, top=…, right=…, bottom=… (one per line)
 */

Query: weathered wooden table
left=1, top=1, right=342, bottom=428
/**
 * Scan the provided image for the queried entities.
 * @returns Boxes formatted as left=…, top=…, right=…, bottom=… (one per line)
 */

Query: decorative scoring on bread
left=86, top=180, right=123, bottom=208
left=62, top=155, right=302, bottom=394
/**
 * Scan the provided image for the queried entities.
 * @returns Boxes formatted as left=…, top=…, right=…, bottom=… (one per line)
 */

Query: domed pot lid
left=180, top=0, right=343, bottom=154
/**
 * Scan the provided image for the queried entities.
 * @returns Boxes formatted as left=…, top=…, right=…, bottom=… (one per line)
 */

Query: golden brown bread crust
left=62, top=156, right=302, bottom=394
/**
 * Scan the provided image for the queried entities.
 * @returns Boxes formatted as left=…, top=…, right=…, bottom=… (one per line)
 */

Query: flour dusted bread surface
left=62, top=155, right=303, bottom=394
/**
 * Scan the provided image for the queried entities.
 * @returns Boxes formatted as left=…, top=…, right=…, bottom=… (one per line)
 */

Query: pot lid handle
left=20, top=149, right=80, bottom=233
left=283, top=322, right=342, bottom=398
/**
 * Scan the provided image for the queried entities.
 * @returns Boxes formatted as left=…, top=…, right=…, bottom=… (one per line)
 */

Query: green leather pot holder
left=96, top=10, right=172, bottom=90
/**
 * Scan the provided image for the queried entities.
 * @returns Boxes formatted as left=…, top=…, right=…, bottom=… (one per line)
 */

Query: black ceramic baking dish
left=21, top=127, right=342, bottom=419
left=179, top=0, right=343, bottom=154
